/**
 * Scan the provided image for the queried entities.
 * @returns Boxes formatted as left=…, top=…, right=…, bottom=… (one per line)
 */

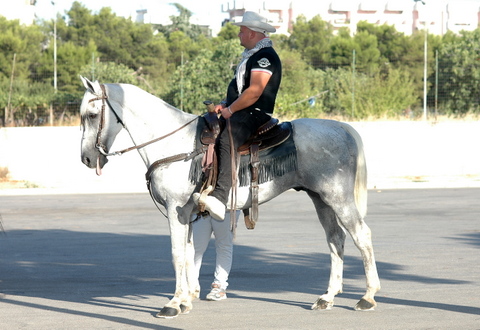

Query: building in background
left=3, top=0, right=479, bottom=36
left=221, top=0, right=480, bottom=36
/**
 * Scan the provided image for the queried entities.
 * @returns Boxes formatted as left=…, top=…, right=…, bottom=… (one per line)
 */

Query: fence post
left=352, top=49, right=356, bottom=118
left=435, top=49, right=438, bottom=121
left=6, top=53, right=16, bottom=127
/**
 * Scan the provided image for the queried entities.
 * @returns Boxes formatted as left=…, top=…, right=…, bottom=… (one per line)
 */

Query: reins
left=102, top=116, right=198, bottom=157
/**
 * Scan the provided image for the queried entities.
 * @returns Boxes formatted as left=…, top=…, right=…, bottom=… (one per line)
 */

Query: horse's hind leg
left=307, top=191, right=347, bottom=310
left=331, top=199, right=381, bottom=311
left=349, top=218, right=380, bottom=310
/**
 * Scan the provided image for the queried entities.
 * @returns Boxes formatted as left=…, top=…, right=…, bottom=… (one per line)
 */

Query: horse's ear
left=80, top=75, right=102, bottom=95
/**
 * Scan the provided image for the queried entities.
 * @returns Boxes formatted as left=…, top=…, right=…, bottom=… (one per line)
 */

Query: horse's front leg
left=156, top=208, right=196, bottom=318
left=186, top=232, right=200, bottom=300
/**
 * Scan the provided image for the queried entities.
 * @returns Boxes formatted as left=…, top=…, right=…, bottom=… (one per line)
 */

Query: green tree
left=328, top=28, right=356, bottom=68
left=50, top=2, right=178, bottom=93
left=270, top=33, right=290, bottom=51
left=80, top=61, right=137, bottom=84
left=0, top=17, right=52, bottom=126
left=0, top=78, right=55, bottom=126
left=4, top=0, right=480, bottom=126
left=168, top=30, right=195, bottom=67
left=322, top=66, right=417, bottom=119
left=216, top=22, right=238, bottom=41
left=437, top=29, right=480, bottom=114
left=0, top=17, right=45, bottom=81
left=131, top=32, right=172, bottom=94
left=275, top=49, right=326, bottom=118
left=352, top=30, right=381, bottom=73
left=62, top=1, right=96, bottom=47
left=288, top=15, right=334, bottom=69
left=356, top=21, right=407, bottom=65
left=355, top=21, right=443, bottom=109
left=30, top=41, right=90, bottom=94
left=163, top=39, right=242, bottom=112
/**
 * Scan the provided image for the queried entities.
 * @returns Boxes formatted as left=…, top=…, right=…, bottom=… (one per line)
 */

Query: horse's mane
left=105, top=83, right=182, bottom=115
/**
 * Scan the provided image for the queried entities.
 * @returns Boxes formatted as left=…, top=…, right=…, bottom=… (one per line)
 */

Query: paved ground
left=0, top=188, right=479, bottom=329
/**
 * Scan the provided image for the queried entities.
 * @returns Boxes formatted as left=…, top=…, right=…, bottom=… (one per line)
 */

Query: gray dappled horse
left=79, top=76, right=380, bottom=318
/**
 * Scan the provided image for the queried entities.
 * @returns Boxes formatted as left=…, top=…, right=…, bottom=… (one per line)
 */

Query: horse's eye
left=89, top=113, right=97, bottom=120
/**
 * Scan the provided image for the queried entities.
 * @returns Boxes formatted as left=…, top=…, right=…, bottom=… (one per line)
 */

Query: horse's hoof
left=155, top=306, right=180, bottom=319
left=312, top=298, right=333, bottom=310
left=180, top=304, right=191, bottom=314
left=354, top=298, right=376, bottom=311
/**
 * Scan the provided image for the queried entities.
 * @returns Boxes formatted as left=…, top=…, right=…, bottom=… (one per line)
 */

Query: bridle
left=87, top=84, right=125, bottom=156
left=87, top=84, right=199, bottom=157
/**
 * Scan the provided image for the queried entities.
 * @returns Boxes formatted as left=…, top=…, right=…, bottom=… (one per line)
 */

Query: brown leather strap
left=227, top=119, right=239, bottom=232
left=116, top=117, right=198, bottom=156
left=242, top=209, right=255, bottom=230
left=250, top=143, right=260, bottom=223
left=145, top=146, right=206, bottom=184
left=145, top=153, right=190, bottom=183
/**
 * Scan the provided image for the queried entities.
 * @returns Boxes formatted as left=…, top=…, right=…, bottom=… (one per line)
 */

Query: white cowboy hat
left=232, top=11, right=276, bottom=33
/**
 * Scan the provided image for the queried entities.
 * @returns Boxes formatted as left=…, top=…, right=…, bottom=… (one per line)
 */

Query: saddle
left=199, top=101, right=292, bottom=229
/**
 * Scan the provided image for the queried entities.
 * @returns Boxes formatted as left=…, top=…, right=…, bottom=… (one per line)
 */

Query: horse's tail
left=340, top=123, right=368, bottom=218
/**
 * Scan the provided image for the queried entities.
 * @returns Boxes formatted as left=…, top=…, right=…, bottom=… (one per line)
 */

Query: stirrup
left=197, top=185, right=214, bottom=213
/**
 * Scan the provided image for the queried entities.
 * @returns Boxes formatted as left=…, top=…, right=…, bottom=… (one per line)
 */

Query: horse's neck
left=107, top=84, right=197, bottom=166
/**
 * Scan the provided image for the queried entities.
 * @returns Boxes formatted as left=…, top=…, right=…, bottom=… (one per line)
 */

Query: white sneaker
left=206, top=283, right=227, bottom=301
left=193, top=193, right=225, bottom=220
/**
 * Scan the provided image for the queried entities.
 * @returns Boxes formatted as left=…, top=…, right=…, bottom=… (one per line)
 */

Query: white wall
left=350, top=121, right=480, bottom=188
left=0, top=127, right=146, bottom=194
left=1, top=121, right=480, bottom=194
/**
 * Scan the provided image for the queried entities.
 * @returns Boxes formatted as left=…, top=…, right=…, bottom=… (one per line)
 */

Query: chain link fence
left=1, top=51, right=479, bottom=127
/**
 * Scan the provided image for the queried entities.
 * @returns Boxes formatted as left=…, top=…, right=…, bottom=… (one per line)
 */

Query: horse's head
left=79, top=76, right=124, bottom=175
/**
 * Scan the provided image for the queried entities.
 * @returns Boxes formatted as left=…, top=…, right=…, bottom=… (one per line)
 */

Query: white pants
left=193, top=211, right=240, bottom=290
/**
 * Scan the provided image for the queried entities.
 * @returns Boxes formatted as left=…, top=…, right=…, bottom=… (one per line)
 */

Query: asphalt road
left=1, top=188, right=479, bottom=329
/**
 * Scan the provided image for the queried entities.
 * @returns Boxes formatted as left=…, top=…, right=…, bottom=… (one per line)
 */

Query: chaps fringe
left=238, top=151, right=297, bottom=187
left=189, top=148, right=297, bottom=188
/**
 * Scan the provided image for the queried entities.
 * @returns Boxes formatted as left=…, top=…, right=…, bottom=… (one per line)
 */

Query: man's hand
left=215, top=104, right=233, bottom=119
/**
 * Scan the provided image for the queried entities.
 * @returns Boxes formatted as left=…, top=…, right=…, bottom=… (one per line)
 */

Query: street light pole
left=52, top=1, right=57, bottom=93
left=423, top=25, right=427, bottom=120
left=415, top=0, right=427, bottom=120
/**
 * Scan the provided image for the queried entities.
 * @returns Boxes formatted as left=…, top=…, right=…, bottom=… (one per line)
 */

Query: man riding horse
left=193, top=11, right=282, bottom=220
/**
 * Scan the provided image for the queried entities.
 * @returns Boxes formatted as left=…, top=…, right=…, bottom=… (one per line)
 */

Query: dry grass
left=0, top=167, right=37, bottom=189
left=0, top=167, right=9, bottom=180
left=276, top=113, right=480, bottom=123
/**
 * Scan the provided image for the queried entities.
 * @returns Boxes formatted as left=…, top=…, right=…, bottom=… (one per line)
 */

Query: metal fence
left=2, top=51, right=479, bottom=127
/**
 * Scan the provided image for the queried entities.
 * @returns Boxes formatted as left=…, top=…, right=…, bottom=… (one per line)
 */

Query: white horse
left=79, top=76, right=380, bottom=318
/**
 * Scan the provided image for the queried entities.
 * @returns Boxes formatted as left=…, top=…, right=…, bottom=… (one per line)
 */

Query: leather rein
left=88, top=84, right=199, bottom=158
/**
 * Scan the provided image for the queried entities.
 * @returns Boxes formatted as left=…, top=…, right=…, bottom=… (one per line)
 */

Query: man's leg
left=206, top=210, right=240, bottom=301
left=192, top=215, right=213, bottom=283
left=211, top=211, right=240, bottom=288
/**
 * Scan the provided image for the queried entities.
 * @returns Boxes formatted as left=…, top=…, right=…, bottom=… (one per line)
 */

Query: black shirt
left=226, top=46, right=282, bottom=114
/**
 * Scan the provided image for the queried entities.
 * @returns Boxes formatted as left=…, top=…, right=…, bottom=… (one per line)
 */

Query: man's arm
left=218, top=71, right=271, bottom=119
